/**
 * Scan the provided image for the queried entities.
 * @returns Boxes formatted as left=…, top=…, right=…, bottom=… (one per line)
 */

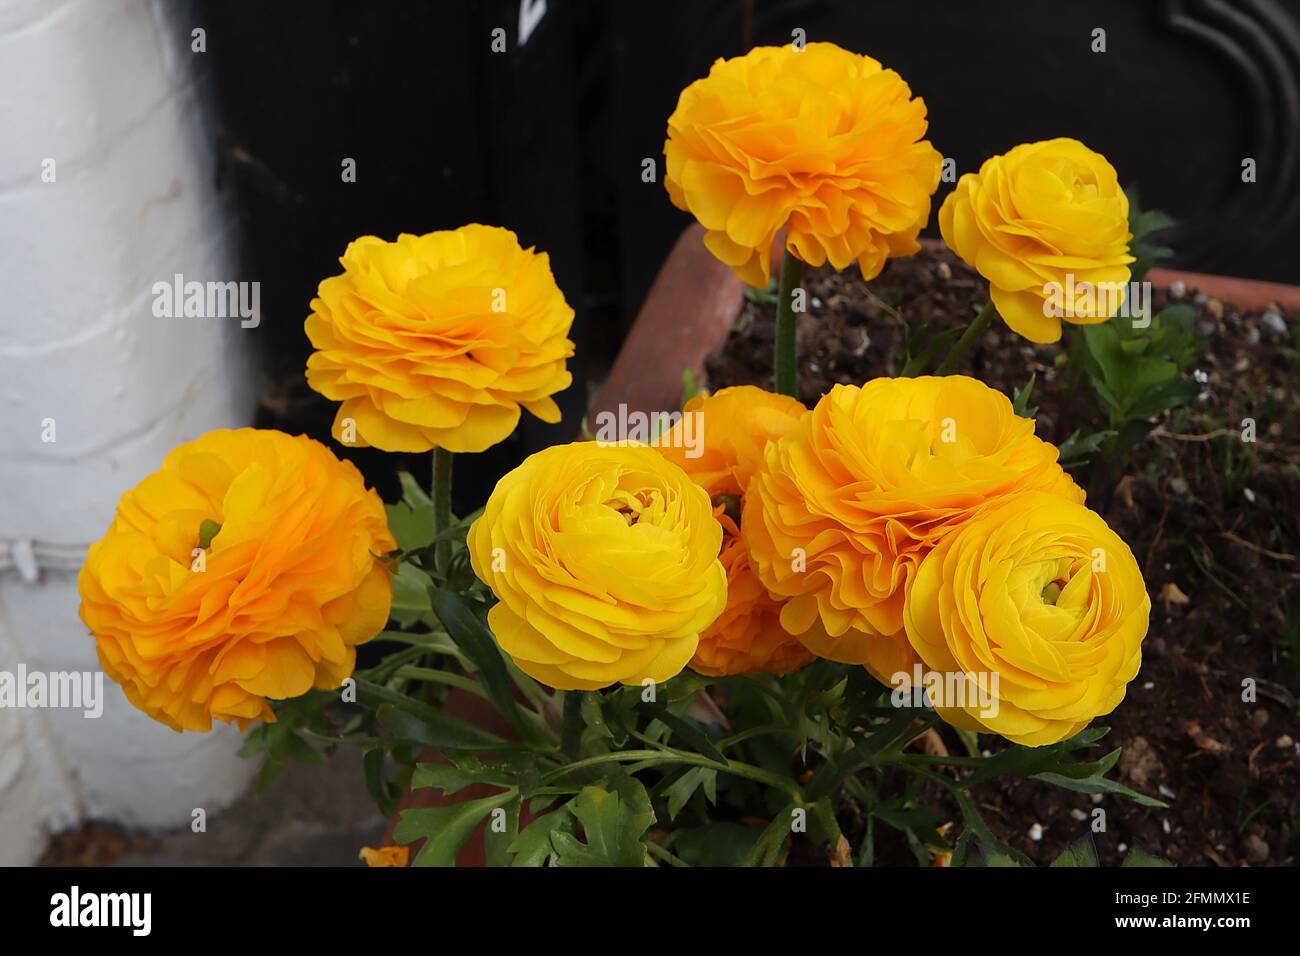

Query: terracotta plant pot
left=592, top=226, right=1300, bottom=423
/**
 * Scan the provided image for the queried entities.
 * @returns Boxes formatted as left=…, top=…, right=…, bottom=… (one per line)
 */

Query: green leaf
left=671, top=823, right=763, bottom=867
left=429, top=589, right=532, bottom=742
left=394, top=791, right=511, bottom=867
left=484, top=796, right=521, bottom=867
left=385, top=471, right=435, bottom=553
left=549, top=780, right=655, bottom=867
left=362, top=747, right=399, bottom=818
left=581, top=692, right=613, bottom=742
left=741, top=804, right=799, bottom=867
left=390, top=562, right=434, bottom=627
left=1034, top=771, right=1167, bottom=806
left=1122, top=845, right=1173, bottom=867
left=1050, top=835, right=1100, bottom=867
left=636, top=697, right=728, bottom=764
left=357, top=681, right=506, bottom=750
left=508, top=811, right=569, bottom=867
left=1012, top=373, right=1038, bottom=419
left=1057, top=427, right=1115, bottom=469
left=875, top=803, right=950, bottom=851
left=961, top=727, right=1109, bottom=788
left=953, top=792, right=1035, bottom=867
left=411, top=762, right=493, bottom=797
left=663, top=766, right=717, bottom=821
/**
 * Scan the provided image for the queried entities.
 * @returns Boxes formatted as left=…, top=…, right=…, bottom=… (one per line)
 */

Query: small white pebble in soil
left=1169, top=280, right=1186, bottom=299
left=1118, top=843, right=1129, bottom=854
left=1091, top=793, right=1104, bottom=805
left=1028, top=823, right=1044, bottom=842
left=1159, top=785, right=1177, bottom=801
left=1262, top=310, right=1287, bottom=335
left=1169, top=477, right=1189, bottom=495
left=1143, top=681, right=1155, bottom=690
left=1162, top=819, right=1172, bottom=835
left=936, top=262, right=952, bottom=281
left=1244, top=488, right=1257, bottom=503
left=1070, top=809, right=1088, bottom=822
left=811, top=297, right=823, bottom=309
left=1277, top=735, right=1294, bottom=749
left=1193, top=368, right=1209, bottom=384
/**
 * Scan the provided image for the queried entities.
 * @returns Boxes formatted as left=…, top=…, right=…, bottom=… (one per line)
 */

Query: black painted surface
left=193, top=0, right=1300, bottom=499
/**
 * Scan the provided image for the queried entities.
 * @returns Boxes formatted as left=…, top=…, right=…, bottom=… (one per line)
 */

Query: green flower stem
left=431, top=447, right=453, bottom=571
left=811, top=799, right=845, bottom=847
left=561, top=690, right=584, bottom=760
left=773, top=248, right=806, bottom=398
left=936, top=299, right=997, bottom=375
left=540, top=748, right=802, bottom=798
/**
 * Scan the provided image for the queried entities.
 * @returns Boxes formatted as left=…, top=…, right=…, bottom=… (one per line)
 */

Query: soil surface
left=706, top=243, right=1300, bottom=867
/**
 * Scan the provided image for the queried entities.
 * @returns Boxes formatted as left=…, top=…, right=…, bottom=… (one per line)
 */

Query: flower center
left=608, top=489, right=662, bottom=526
left=197, top=519, right=222, bottom=549
left=1040, top=579, right=1066, bottom=605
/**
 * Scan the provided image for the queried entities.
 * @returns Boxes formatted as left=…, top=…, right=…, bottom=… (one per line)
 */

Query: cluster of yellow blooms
left=78, top=40, right=1148, bottom=749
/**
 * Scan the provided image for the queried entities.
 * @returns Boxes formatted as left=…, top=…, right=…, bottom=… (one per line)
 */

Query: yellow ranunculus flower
left=305, top=224, right=575, bottom=453
left=938, top=138, right=1135, bottom=344
left=743, top=376, right=1084, bottom=679
left=359, top=845, right=410, bottom=867
left=664, top=42, right=942, bottom=287
left=78, top=429, right=395, bottom=732
left=902, top=492, right=1150, bottom=746
left=654, top=386, right=813, bottom=677
left=468, top=442, right=727, bottom=691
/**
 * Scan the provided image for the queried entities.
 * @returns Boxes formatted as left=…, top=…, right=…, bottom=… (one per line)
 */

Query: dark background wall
left=193, top=0, right=1300, bottom=503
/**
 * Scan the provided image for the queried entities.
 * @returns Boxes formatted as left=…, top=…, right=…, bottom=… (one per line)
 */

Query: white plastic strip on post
left=0, top=0, right=259, bottom=863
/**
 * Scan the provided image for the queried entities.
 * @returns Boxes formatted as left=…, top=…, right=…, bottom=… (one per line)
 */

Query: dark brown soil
left=706, top=244, right=1300, bottom=867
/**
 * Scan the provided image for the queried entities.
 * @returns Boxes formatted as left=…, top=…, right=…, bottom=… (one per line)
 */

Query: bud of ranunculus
left=305, top=224, right=575, bottom=453
left=468, top=443, right=727, bottom=690
left=664, top=42, right=942, bottom=287
left=902, top=492, right=1150, bottom=746
left=78, top=428, right=395, bottom=732
left=743, top=376, right=1083, bottom=680
left=654, top=386, right=813, bottom=677
left=938, top=138, right=1134, bottom=344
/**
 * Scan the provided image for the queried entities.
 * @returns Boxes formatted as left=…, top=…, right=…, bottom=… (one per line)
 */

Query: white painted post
left=0, top=0, right=258, bottom=863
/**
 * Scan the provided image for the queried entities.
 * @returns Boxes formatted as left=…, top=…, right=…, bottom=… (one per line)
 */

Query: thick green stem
left=431, top=447, right=453, bottom=570
left=560, top=691, right=584, bottom=761
left=773, top=249, right=806, bottom=398
left=936, top=299, right=997, bottom=375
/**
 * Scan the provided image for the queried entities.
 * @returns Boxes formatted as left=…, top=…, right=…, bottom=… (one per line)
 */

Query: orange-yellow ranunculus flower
left=902, top=492, right=1150, bottom=746
left=938, top=138, right=1134, bottom=344
left=664, top=42, right=943, bottom=287
left=359, top=845, right=410, bottom=867
left=78, top=429, right=395, bottom=732
left=743, top=376, right=1084, bottom=680
left=305, top=224, right=575, bottom=453
left=654, top=386, right=813, bottom=677
left=468, top=443, right=727, bottom=690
